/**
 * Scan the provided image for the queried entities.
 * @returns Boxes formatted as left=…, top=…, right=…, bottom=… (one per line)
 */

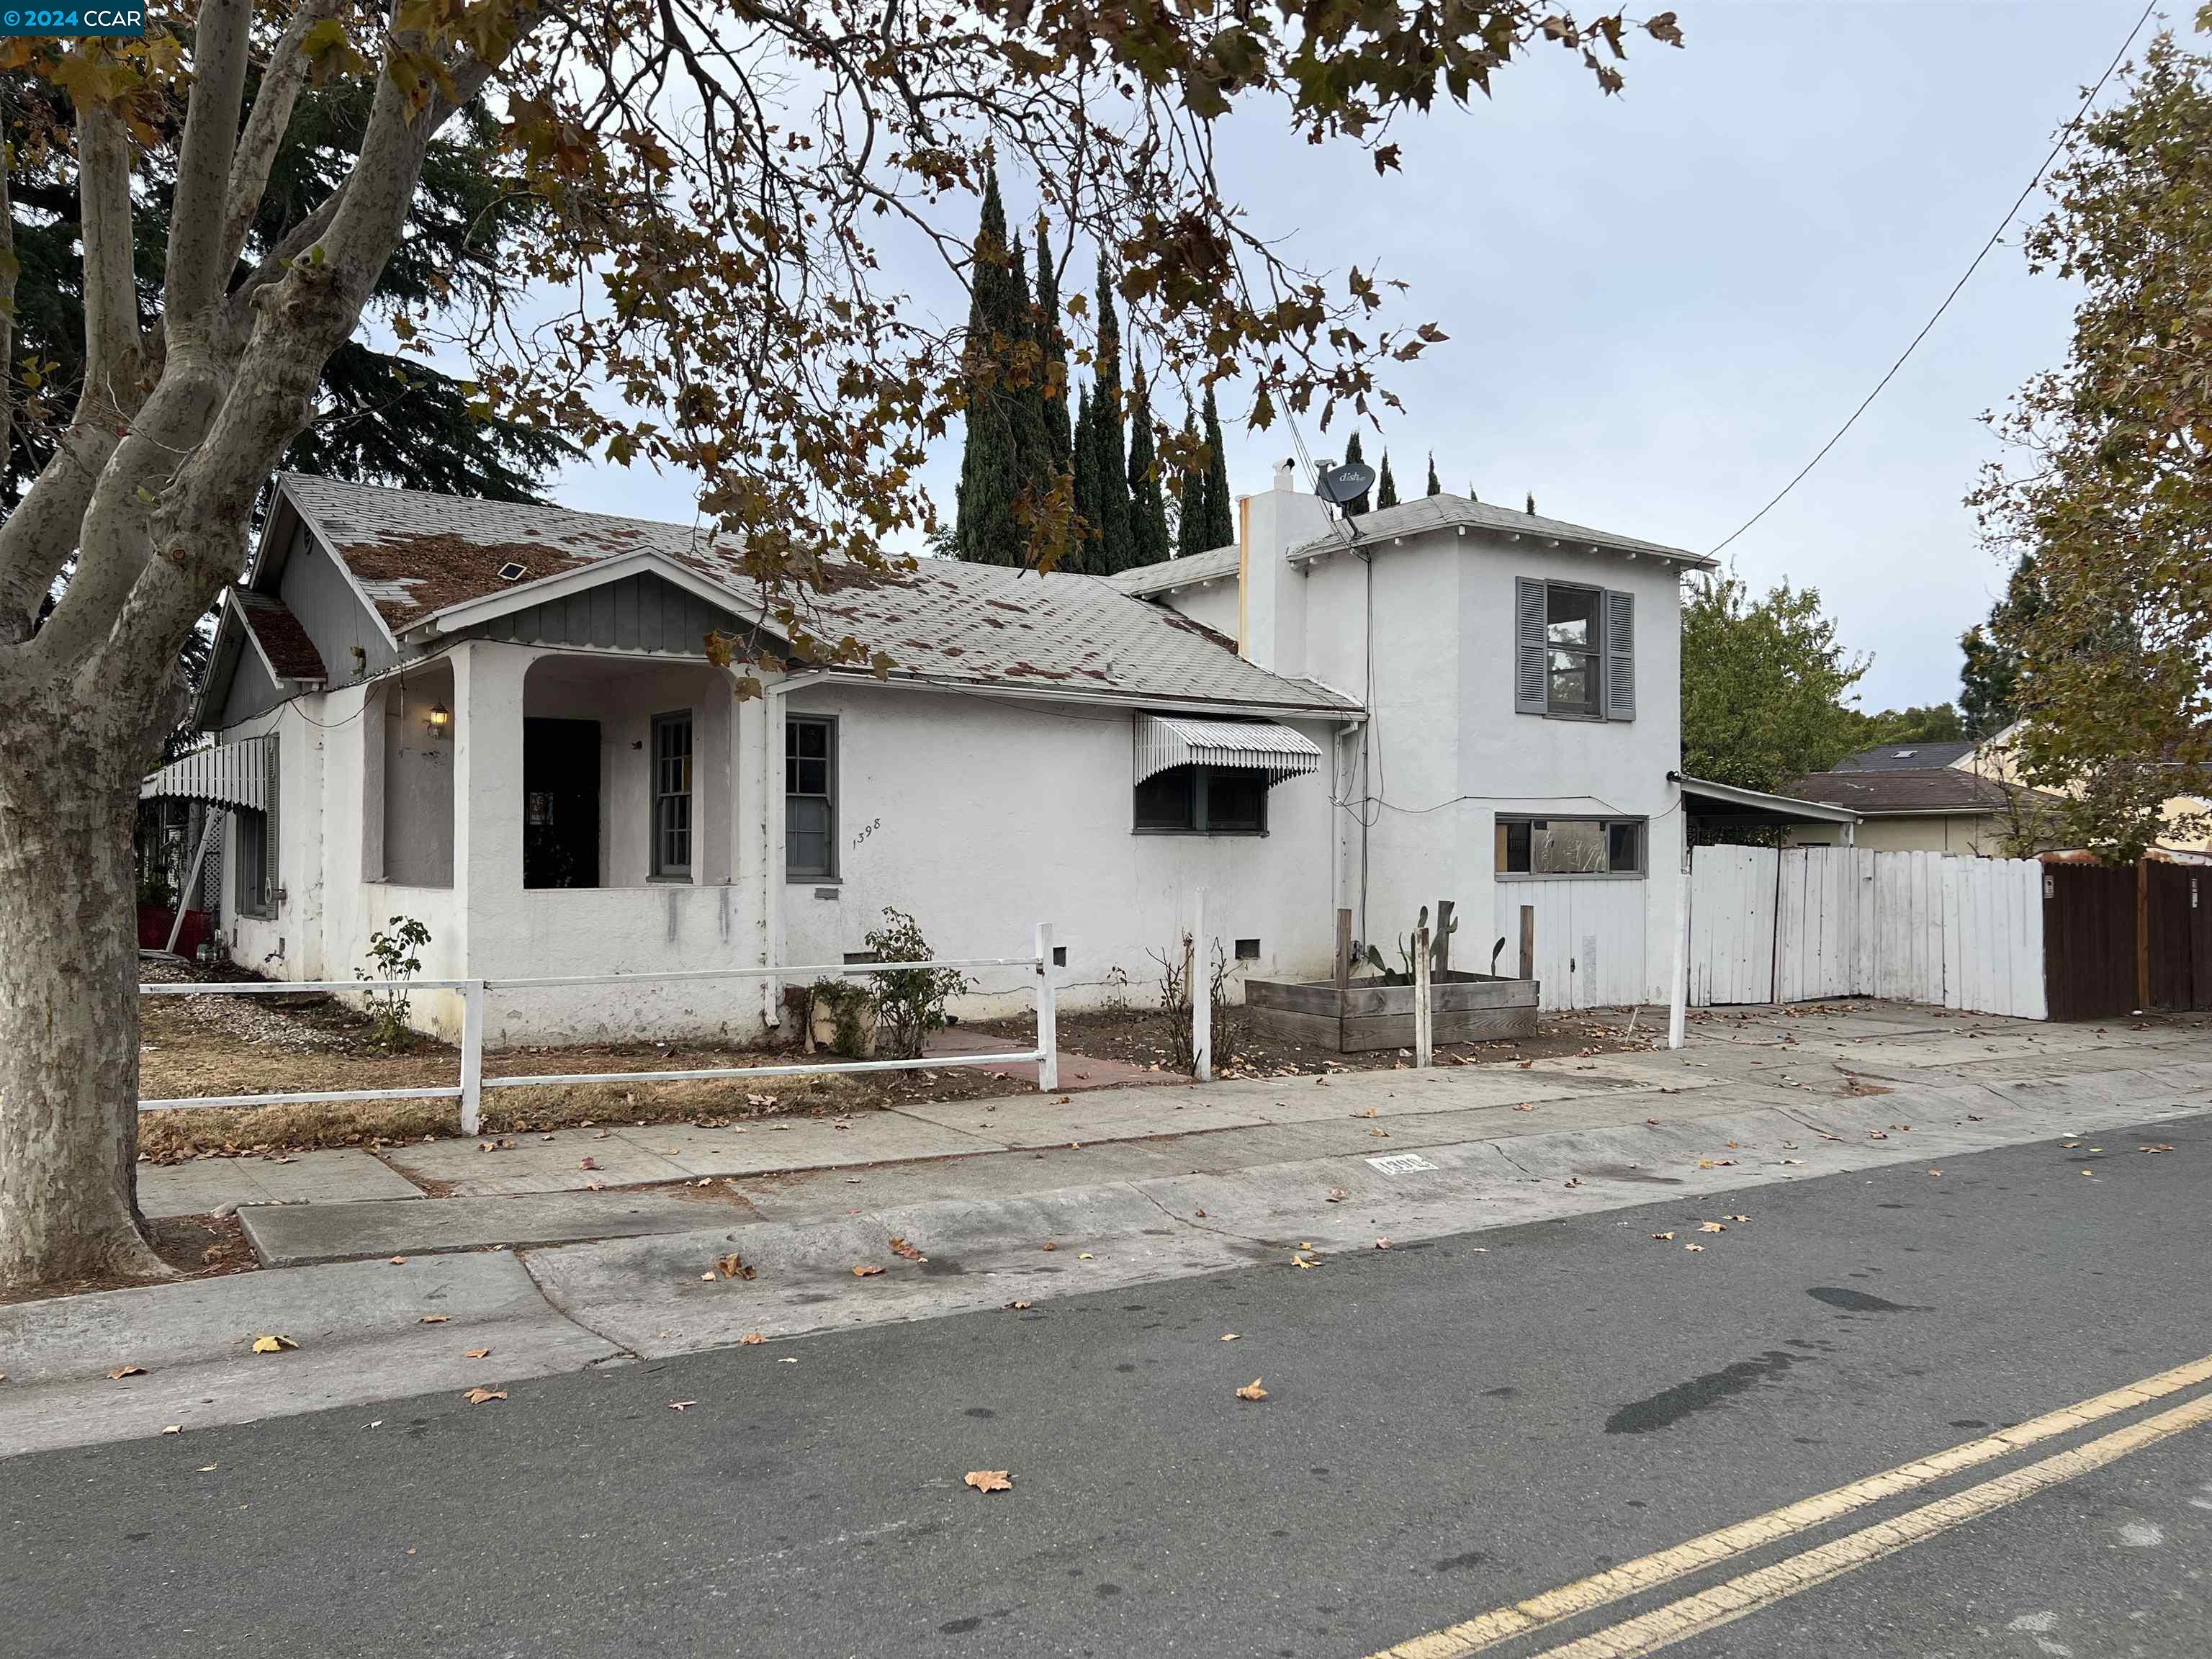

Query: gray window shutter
left=1604, top=589, right=1635, bottom=721
left=1514, top=577, right=1547, bottom=714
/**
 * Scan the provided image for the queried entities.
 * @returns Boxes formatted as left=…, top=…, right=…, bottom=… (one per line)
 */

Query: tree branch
left=217, top=0, right=341, bottom=287
left=163, top=0, right=256, bottom=335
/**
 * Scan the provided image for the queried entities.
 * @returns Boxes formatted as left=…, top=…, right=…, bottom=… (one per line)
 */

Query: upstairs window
left=651, top=711, right=693, bottom=879
left=1515, top=578, right=1635, bottom=721
left=1497, top=815, right=1645, bottom=877
left=1133, top=765, right=1269, bottom=835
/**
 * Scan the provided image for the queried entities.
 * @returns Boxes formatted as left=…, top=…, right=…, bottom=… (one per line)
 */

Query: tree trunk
left=0, top=704, right=168, bottom=1292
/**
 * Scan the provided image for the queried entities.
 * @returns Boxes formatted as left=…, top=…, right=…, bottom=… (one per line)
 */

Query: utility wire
left=1707, top=0, right=2157, bottom=560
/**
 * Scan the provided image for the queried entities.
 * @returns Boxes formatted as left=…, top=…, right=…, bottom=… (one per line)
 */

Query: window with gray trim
left=1514, top=577, right=1635, bottom=720
left=235, top=737, right=279, bottom=917
left=651, top=711, right=693, bottom=878
left=1496, top=815, right=1645, bottom=876
left=786, top=716, right=837, bottom=878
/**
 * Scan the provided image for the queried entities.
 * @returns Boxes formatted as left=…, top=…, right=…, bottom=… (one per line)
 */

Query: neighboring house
left=1966, top=721, right=2212, bottom=857
left=1783, top=735, right=2060, bottom=855
left=144, top=466, right=1714, bottom=1039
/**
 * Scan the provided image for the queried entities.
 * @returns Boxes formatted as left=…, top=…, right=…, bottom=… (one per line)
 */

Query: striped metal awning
left=140, top=737, right=272, bottom=810
left=1133, top=714, right=1322, bottom=786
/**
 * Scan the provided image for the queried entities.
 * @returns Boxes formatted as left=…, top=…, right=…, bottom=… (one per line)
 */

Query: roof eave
left=1288, top=517, right=1713, bottom=570
left=821, top=665, right=1361, bottom=721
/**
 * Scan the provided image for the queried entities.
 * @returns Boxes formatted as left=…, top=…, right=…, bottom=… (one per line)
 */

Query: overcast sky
left=552, top=0, right=2158, bottom=714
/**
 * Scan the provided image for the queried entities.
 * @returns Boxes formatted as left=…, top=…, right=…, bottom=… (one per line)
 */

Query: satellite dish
left=1314, top=460, right=1375, bottom=508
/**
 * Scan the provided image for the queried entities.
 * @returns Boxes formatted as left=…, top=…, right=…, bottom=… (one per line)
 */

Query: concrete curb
left=0, top=1253, right=621, bottom=1458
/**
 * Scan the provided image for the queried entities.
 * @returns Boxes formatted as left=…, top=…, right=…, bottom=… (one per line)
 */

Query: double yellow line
left=1369, top=1352, right=2212, bottom=1659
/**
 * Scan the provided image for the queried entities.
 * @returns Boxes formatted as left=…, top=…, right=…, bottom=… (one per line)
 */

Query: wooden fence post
left=1412, top=922, right=1433, bottom=1067
left=1335, top=907, right=1353, bottom=994
left=1190, top=887, right=1211, bottom=1082
left=1517, top=904, right=1535, bottom=983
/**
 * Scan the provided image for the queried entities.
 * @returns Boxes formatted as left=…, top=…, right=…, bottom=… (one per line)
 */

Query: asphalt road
left=9, top=1117, right=2212, bottom=1659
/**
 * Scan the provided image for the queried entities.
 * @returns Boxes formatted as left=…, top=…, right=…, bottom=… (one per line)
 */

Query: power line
left=1707, top=0, right=2158, bottom=560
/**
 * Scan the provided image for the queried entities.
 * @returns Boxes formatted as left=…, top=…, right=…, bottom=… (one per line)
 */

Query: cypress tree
left=1426, top=452, right=1442, bottom=497
left=1126, top=359, right=1171, bottom=567
left=1071, top=383, right=1099, bottom=574
left=1090, top=256, right=1136, bottom=572
left=1005, top=233, right=1055, bottom=558
left=1342, top=431, right=1371, bottom=516
left=953, top=163, right=1024, bottom=565
left=1176, top=413, right=1209, bottom=559
left=1033, top=212, right=1072, bottom=476
left=1376, top=451, right=1398, bottom=510
left=1200, top=387, right=1234, bottom=549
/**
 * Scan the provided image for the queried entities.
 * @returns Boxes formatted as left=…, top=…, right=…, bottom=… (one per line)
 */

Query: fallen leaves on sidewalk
left=1683, top=1243, right=1707, bottom=1253
left=1291, top=1254, right=1319, bottom=1269
left=420, top=1315, right=449, bottom=1325
left=853, top=1264, right=885, bottom=1277
left=1373, top=1237, right=1392, bottom=1250
left=1220, top=1333, right=1240, bottom=1341
left=715, top=1253, right=756, bottom=1280
left=251, top=1334, right=300, bottom=1354
left=1040, top=1241, right=1058, bottom=1251
left=889, top=1237, right=927, bottom=1262
left=465, top=1348, right=492, bottom=1359
left=739, top=1332, right=765, bottom=1345
left=579, top=1157, right=598, bottom=1171
left=1723, top=1214, right=1750, bottom=1223
left=388, top=1256, right=408, bottom=1265
left=1513, top=1103, right=1535, bottom=1112
left=2141, top=1143, right=2175, bottom=1154
left=667, top=1400, right=696, bottom=1412
left=1698, top=1222, right=1727, bottom=1234
left=1651, top=1231, right=1675, bottom=1241
left=108, top=1364, right=146, bottom=1380
left=161, top=1424, right=181, bottom=1435
left=1235, top=1378, right=1268, bottom=1401
left=1004, top=1300, right=1033, bottom=1311
left=1325, top=1187, right=1349, bottom=1203
left=462, top=1387, right=505, bottom=1405
left=964, top=1470, right=1013, bottom=1493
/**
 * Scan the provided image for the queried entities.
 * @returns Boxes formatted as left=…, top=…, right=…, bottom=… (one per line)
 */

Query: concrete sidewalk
left=18, top=1002, right=2203, bottom=1460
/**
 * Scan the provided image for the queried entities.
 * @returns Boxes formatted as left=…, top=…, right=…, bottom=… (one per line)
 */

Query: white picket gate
left=1687, top=844, right=2046, bottom=1019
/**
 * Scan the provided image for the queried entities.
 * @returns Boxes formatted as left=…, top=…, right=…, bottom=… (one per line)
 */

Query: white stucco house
left=145, top=465, right=1714, bottom=1043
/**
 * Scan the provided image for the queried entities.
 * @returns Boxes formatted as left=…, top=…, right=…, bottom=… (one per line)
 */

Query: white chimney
left=1274, top=458, right=1297, bottom=491
left=1237, top=469, right=1334, bottom=676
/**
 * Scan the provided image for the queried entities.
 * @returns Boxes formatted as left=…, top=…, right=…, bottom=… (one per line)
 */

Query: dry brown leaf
left=462, top=1387, right=505, bottom=1405
left=1928, top=1169, right=1943, bottom=1177
left=739, top=1332, right=766, bottom=1345
left=1699, top=1222, right=1727, bottom=1234
left=389, top=1256, right=408, bottom=1265
left=1724, top=1214, right=1750, bottom=1223
left=1235, top=1378, right=1268, bottom=1401
left=1373, top=1237, right=1392, bottom=1250
left=1004, top=1300, right=1033, bottom=1311
left=964, top=1469, right=1014, bottom=1493
left=1292, top=1254, right=1319, bottom=1269
left=1683, top=1243, right=1707, bottom=1252
left=1040, top=1241, right=1058, bottom=1252
left=107, top=1364, right=146, bottom=1380
left=1651, top=1231, right=1675, bottom=1241
left=667, top=1400, right=696, bottom=1411
left=1324, top=1187, right=1349, bottom=1203
left=1220, top=1333, right=1240, bottom=1341
left=1513, top=1103, right=1535, bottom=1112
left=889, top=1236, right=926, bottom=1261
left=1076, top=1252, right=1094, bottom=1260
left=464, top=1348, right=493, bottom=1359
left=852, top=1264, right=886, bottom=1277
left=251, top=1334, right=299, bottom=1354
left=419, top=1315, right=449, bottom=1325
left=161, top=1424, right=181, bottom=1435
left=715, top=1253, right=756, bottom=1281
left=1368, top=1128, right=1390, bottom=1139
left=579, top=1157, right=598, bottom=1170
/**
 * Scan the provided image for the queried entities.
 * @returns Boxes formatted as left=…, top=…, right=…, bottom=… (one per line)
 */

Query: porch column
left=451, top=641, right=533, bottom=968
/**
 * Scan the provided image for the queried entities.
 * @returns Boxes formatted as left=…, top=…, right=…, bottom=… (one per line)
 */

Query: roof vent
left=498, top=561, right=529, bottom=582
left=1892, top=749, right=1916, bottom=758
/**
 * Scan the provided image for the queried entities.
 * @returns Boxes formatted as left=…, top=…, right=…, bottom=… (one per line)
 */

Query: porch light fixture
left=428, top=701, right=451, bottom=736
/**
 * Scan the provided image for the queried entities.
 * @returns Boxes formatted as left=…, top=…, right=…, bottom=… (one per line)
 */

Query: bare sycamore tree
left=0, top=3, right=1681, bottom=1292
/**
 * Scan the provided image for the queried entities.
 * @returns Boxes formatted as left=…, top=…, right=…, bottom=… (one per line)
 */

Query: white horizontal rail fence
left=1689, top=846, right=2044, bottom=1019
left=140, top=922, right=1061, bottom=1133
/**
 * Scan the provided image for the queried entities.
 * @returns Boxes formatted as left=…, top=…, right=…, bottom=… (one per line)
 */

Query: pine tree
left=1375, top=450, right=1398, bottom=510
left=1126, top=360, right=1171, bottom=567
left=1033, top=212, right=1072, bottom=476
left=1176, top=413, right=1210, bottom=559
left=1425, top=452, right=1442, bottom=498
left=1090, top=256, right=1136, bottom=572
left=1200, top=388, right=1234, bottom=549
left=953, top=163, right=1028, bottom=565
left=1342, top=431, right=1372, bottom=515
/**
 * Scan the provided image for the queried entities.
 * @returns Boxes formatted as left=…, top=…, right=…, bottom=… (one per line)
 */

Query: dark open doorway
left=523, top=718, right=601, bottom=889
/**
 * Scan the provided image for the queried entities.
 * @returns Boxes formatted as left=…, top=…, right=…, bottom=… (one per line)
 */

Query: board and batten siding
left=477, top=571, right=747, bottom=656
left=284, top=527, right=399, bottom=680
left=1687, top=844, right=2045, bottom=1018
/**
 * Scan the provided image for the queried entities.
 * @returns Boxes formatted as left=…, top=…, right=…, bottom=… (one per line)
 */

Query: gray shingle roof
left=1831, top=739, right=1979, bottom=772
left=1786, top=768, right=2034, bottom=815
left=1288, top=493, right=1711, bottom=567
left=1104, top=544, right=1239, bottom=595
left=278, top=475, right=1357, bottom=714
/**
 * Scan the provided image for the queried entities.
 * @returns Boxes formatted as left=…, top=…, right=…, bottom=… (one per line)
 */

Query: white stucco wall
left=778, top=682, right=1346, bottom=1020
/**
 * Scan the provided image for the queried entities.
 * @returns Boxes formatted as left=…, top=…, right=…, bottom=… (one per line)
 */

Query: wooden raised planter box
left=1246, top=971, right=1539, bottom=1053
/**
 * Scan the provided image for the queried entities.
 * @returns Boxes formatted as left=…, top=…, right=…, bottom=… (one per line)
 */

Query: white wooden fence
left=1687, top=845, right=2046, bottom=1019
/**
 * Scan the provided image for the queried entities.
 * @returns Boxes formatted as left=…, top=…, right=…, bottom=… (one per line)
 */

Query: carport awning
left=141, top=738, right=272, bottom=811
left=1134, top=714, right=1322, bottom=786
